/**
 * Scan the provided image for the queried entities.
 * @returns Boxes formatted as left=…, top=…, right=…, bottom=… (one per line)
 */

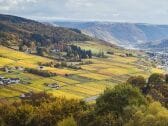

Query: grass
left=78, top=72, right=110, bottom=80
left=44, top=67, right=79, bottom=75
left=151, top=68, right=165, bottom=74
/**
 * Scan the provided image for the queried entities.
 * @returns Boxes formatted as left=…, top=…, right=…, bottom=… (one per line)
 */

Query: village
left=147, top=51, right=168, bottom=71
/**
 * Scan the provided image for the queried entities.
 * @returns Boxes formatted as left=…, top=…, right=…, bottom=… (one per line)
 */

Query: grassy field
left=0, top=42, right=164, bottom=101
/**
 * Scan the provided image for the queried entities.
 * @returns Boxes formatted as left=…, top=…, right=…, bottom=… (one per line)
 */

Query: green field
left=0, top=42, right=164, bottom=101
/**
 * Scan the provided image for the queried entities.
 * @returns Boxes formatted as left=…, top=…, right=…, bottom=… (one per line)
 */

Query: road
left=84, top=95, right=99, bottom=102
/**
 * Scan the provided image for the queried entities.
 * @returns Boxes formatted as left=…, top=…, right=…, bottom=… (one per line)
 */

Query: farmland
left=0, top=42, right=164, bottom=102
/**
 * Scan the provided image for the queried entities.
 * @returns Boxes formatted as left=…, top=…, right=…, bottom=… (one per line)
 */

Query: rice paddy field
left=0, top=42, right=164, bottom=102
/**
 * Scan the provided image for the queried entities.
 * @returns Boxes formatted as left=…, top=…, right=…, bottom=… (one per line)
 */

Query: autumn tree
left=127, top=76, right=146, bottom=89
left=148, top=73, right=165, bottom=86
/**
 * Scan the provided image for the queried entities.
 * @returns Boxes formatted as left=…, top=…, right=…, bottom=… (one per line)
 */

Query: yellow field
left=0, top=46, right=53, bottom=67
left=151, top=68, right=165, bottom=74
left=44, top=67, right=79, bottom=75
left=78, top=73, right=110, bottom=80
left=0, top=57, right=14, bottom=66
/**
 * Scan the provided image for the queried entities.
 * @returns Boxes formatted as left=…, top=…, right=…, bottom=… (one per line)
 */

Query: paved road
left=84, top=95, right=99, bottom=102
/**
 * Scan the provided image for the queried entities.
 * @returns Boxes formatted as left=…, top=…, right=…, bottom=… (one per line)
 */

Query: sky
left=0, top=0, right=168, bottom=24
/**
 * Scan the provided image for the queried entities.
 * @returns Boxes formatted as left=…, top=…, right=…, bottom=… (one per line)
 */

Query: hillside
left=0, top=14, right=91, bottom=48
left=54, top=21, right=168, bottom=48
left=0, top=40, right=164, bottom=103
left=0, top=15, right=165, bottom=102
left=140, top=39, right=168, bottom=52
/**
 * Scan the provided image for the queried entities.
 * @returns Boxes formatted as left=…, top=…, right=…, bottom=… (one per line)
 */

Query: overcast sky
left=0, top=0, right=168, bottom=24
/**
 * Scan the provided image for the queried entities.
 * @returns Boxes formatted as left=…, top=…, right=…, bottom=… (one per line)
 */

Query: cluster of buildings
left=0, top=76, right=20, bottom=85
left=147, top=52, right=168, bottom=71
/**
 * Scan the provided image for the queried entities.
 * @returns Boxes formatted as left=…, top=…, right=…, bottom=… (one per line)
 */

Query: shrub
left=96, top=84, right=147, bottom=116
left=57, top=116, right=77, bottom=126
left=148, top=73, right=165, bottom=86
left=127, top=76, right=146, bottom=89
left=25, top=68, right=56, bottom=77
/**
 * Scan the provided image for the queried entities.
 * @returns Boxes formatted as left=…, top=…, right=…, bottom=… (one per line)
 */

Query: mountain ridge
left=53, top=21, right=168, bottom=48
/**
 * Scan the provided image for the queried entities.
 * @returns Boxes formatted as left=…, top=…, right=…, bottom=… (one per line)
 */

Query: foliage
left=127, top=76, right=146, bottom=89
left=96, top=84, right=147, bottom=116
left=25, top=68, right=56, bottom=77
left=66, top=45, right=92, bottom=59
left=0, top=92, right=88, bottom=126
left=95, top=50, right=105, bottom=58
left=57, top=116, right=77, bottom=126
left=1, top=82, right=168, bottom=126
left=127, top=73, right=168, bottom=108
left=0, top=14, right=91, bottom=48
left=125, top=102, right=168, bottom=126
left=148, top=73, right=165, bottom=86
left=36, top=47, right=46, bottom=56
left=165, top=74, right=168, bottom=83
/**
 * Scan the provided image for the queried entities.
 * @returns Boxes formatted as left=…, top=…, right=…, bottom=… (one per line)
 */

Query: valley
left=54, top=21, right=168, bottom=50
left=1, top=1, right=168, bottom=125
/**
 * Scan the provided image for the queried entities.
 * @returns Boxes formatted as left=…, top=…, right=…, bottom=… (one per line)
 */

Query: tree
left=0, top=104, right=34, bottom=126
left=127, top=76, right=146, bottom=89
left=19, top=45, right=28, bottom=52
left=96, top=84, right=147, bottom=116
left=125, top=102, right=168, bottom=126
left=0, top=93, right=88, bottom=126
left=57, top=116, right=77, bottom=126
left=148, top=73, right=165, bottom=86
left=36, top=47, right=44, bottom=56
left=165, top=74, right=168, bottom=83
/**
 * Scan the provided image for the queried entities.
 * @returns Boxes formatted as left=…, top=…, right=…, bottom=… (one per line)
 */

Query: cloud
left=0, top=0, right=168, bottom=24
left=0, top=0, right=38, bottom=12
left=66, top=0, right=93, bottom=8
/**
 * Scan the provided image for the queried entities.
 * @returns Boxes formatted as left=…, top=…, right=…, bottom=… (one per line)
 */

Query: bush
left=148, top=73, right=165, bottom=86
left=127, top=76, right=146, bottom=89
left=0, top=92, right=88, bottom=126
left=25, top=68, right=56, bottom=77
left=125, top=102, right=168, bottom=126
left=96, top=84, right=147, bottom=116
left=57, top=116, right=77, bottom=126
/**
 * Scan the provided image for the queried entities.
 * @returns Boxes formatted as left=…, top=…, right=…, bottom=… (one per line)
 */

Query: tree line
left=65, top=45, right=92, bottom=59
left=25, top=68, right=56, bottom=77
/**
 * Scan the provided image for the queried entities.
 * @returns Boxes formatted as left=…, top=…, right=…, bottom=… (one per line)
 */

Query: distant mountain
left=0, top=14, right=91, bottom=47
left=140, top=39, right=168, bottom=52
left=53, top=21, right=168, bottom=48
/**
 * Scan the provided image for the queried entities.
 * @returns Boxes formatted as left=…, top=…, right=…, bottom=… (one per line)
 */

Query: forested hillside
left=0, top=14, right=91, bottom=48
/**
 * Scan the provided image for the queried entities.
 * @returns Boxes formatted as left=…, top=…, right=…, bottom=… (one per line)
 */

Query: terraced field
left=0, top=42, right=164, bottom=102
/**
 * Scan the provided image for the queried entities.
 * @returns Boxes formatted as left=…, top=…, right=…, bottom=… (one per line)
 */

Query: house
left=3, top=78, right=11, bottom=84
left=20, top=91, right=33, bottom=99
left=10, top=78, right=20, bottom=84
left=0, top=76, right=20, bottom=86
left=16, top=66, right=24, bottom=71
left=0, top=81, right=3, bottom=85
left=47, top=83, right=60, bottom=89
left=50, top=49, right=60, bottom=53
left=0, top=76, right=4, bottom=80
left=20, top=94, right=26, bottom=98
